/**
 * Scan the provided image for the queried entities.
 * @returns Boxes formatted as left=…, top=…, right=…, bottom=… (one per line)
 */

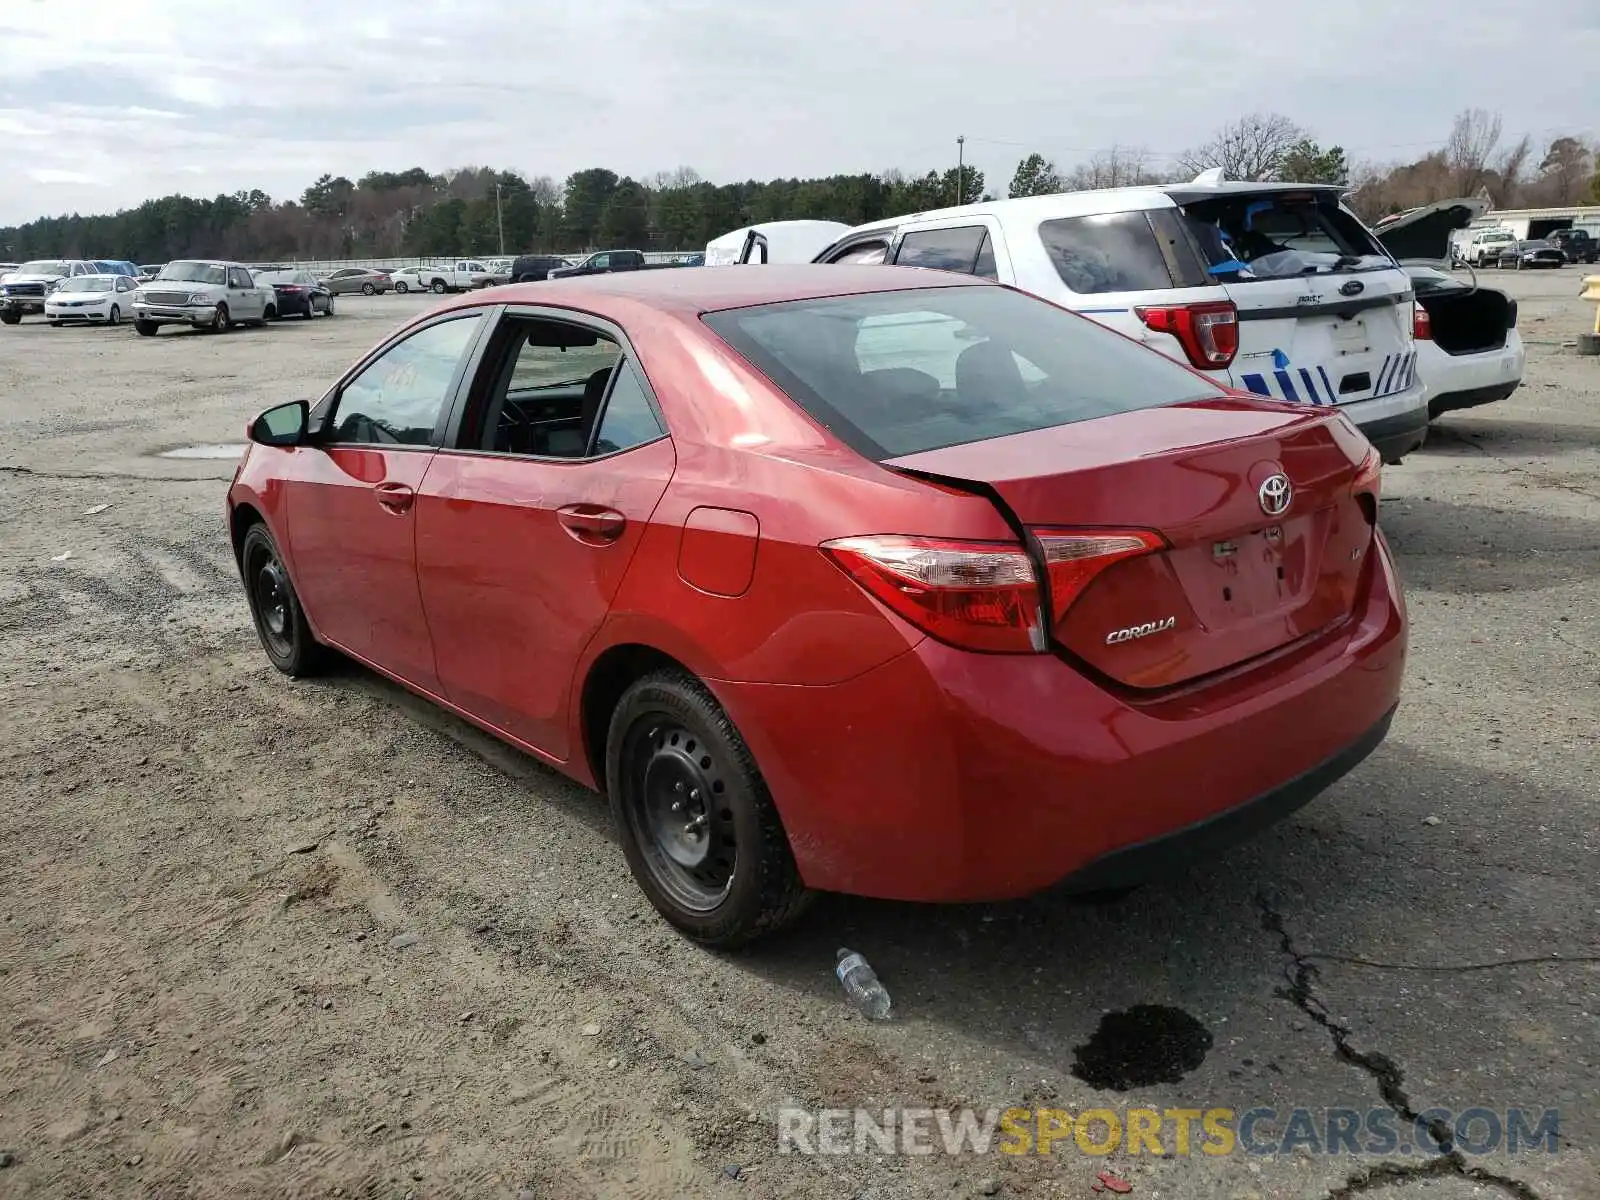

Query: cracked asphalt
left=0, top=271, right=1596, bottom=1199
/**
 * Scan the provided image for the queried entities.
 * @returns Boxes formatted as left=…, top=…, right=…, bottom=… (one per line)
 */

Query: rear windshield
left=1179, top=193, right=1389, bottom=282
left=702, top=286, right=1220, bottom=460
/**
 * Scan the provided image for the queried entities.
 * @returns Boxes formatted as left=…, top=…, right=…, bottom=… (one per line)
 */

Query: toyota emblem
left=1259, top=473, right=1292, bottom=516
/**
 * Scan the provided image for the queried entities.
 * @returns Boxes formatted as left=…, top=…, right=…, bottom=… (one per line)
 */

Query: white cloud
left=0, top=0, right=1596, bottom=226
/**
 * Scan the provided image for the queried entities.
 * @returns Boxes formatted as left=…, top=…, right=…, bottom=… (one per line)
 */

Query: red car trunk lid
left=885, top=398, right=1376, bottom=688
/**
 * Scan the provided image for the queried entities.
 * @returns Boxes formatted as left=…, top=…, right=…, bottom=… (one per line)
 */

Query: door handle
left=374, top=481, right=415, bottom=513
left=557, top=504, right=625, bottom=543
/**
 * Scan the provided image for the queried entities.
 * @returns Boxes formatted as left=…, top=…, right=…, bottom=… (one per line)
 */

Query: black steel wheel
left=240, top=523, right=322, bottom=676
left=606, top=671, right=808, bottom=947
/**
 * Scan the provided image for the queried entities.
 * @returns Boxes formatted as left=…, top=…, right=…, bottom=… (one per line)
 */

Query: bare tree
left=1444, top=108, right=1502, bottom=197
left=1176, top=113, right=1308, bottom=181
left=1062, top=145, right=1156, bottom=190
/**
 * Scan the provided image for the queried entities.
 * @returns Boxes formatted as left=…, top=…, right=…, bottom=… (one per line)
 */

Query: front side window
left=704, top=285, right=1219, bottom=460
left=590, top=254, right=611, bottom=269
left=331, top=315, right=482, bottom=446
left=895, top=225, right=990, bottom=275
left=827, top=240, right=888, bottom=266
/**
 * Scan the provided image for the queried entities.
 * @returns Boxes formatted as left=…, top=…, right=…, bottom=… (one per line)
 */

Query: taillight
left=1412, top=303, right=1432, bottom=340
left=822, top=536, right=1043, bottom=653
left=821, top=530, right=1166, bottom=652
left=1353, top=449, right=1381, bottom=524
left=1506, top=298, right=1518, bottom=329
left=1135, top=301, right=1239, bottom=369
left=1032, top=530, right=1166, bottom=623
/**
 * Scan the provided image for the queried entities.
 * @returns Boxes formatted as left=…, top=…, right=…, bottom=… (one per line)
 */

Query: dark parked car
left=1495, top=239, right=1565, bottom=270
left=253, top=269, right=335, bottom=318
left=548, top=249, right=652, bottom=279
left=508, top=255, right=571, bottom=283
left=1546, top=228, right=1598, bottom=264
left=227, top=265, right=1405, bottom=946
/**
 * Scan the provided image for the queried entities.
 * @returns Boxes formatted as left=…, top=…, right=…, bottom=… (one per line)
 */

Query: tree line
left=2, top=109, right=1594, bottom=263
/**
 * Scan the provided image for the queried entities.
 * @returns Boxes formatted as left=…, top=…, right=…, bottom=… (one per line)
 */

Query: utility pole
left=955, top=135, right=965, bottom=205
left=495, top=182, right=505, bottom=255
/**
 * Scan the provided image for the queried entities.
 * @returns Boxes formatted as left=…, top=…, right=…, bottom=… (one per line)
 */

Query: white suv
left=810, top=178, right=1430, bottom=463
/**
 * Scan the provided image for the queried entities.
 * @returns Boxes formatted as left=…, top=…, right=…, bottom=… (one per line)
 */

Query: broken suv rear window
left=1180, top=192, right=1389, bottom=281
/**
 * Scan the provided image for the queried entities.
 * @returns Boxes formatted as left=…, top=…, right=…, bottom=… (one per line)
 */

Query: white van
left=803, top=178, right=1430, bottom=463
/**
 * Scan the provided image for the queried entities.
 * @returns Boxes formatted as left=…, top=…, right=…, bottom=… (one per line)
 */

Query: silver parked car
left=319, top=267, right=394, bottom=295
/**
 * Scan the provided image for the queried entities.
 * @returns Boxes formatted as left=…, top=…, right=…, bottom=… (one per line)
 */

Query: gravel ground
left=0, top=272, right=1596, bottom=1200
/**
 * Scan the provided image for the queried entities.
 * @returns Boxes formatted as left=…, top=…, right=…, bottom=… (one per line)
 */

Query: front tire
left=395, top=281, right=409, bottom=294
left=134, top=319, right=158, bottom=336
left=0, top=310, right=20, bottom=326
left=263, top=304, right=277, bottom=321
left=240, top=524, right=323, bottom=677
left=606, top=671, right=809, bottom=948
left=210, top=303, right=231, bottom=332
left=108, top=304, right=121, bottom=326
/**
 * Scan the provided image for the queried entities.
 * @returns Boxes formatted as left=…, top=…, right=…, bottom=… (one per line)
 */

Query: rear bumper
left=716, top=531, right=1407, bottom=902
left=1428, top=380, right=1520, bottom=416
left=1356, top=405, right=1430, bottom=462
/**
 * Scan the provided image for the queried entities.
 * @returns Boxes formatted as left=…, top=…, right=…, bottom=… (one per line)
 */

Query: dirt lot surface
left=1, top=272, right=1596, bottom=1200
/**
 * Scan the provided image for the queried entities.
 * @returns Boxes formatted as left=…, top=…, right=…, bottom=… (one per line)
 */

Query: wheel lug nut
left=670, top=801, right=682, bottom=813
left=674, top=781, right=685, bottom=793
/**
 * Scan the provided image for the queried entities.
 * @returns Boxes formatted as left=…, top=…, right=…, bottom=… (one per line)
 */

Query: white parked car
left=132, top=261, right=274, bottom=335
left=390, top=267, right=428, bottom=294
left=808, top=174, right=1430, bottom=463
left=43, top=273, right=140, bottom=326
left=1371, top=199, right=1524, bottom=419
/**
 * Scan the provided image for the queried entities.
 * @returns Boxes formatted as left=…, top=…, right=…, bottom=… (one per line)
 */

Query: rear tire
left=431, top=279, right=447, bottom=294
left=0, top=310, right=20, bottom=326
left=606, top=671, right=809, bottom=948
left=107, top=304, right=121, bottom=326
left=361, top=282, right=376, bottom=295
left=240, top=524, right=323, bottom=677
left=134, top=319, right=158, bottom=336
left=264, top=304, right=277, bottom=321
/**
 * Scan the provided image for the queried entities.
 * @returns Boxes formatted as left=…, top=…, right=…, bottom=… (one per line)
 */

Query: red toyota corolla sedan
left=228, top=265, right=1406, bottom=946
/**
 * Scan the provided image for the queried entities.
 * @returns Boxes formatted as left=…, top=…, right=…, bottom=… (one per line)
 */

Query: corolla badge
left=1105, top=616, right=1177, bottom=645
left=1339, top=279, right=1365, bottom=296
left=1258, top=473, right=1293, bottom=517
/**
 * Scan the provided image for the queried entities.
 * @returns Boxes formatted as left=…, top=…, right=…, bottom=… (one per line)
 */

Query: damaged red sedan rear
left=228, top=265, right=1406, bottom=947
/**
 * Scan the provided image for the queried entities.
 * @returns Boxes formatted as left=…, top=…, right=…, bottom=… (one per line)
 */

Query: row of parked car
left=1446, top=224, right=1598, bottom=269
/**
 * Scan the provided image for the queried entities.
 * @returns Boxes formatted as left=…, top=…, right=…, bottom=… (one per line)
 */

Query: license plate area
left=1172, top=517, right=1317, bottom=627
left=1328, top=316, right=1370, bottom=358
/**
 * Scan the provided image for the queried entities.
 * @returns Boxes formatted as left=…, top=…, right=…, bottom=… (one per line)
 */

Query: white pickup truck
left=413, top=260, right=493, bottom=293
left=132, top=260, right=274, bottom=335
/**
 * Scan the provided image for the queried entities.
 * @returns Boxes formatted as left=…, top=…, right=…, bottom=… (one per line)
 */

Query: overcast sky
left=1, top=0, right=1597, bottom=226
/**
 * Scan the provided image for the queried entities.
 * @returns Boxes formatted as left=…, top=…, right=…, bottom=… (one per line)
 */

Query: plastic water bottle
left=836, top=948, right=892, bottom=1020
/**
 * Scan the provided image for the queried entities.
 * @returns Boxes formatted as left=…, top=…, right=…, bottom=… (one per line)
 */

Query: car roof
left=439, top=263, right=986, bottom=317
left=839, top=180, right=1350, bottom=237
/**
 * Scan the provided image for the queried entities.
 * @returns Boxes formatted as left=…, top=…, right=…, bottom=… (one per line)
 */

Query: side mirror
left=249, top=400, right=309, bottom=447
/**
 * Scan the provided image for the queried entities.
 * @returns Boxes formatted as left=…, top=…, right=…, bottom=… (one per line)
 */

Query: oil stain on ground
left=1071, top=1004, right=1214, bottom=1090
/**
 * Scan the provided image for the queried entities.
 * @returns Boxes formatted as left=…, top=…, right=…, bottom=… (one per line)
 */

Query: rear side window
left=895, top=225, right=989, bottom=275
left=1038, top=212, right=1177, bottom=294
left=703, top=286, right=1219, bottom=460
